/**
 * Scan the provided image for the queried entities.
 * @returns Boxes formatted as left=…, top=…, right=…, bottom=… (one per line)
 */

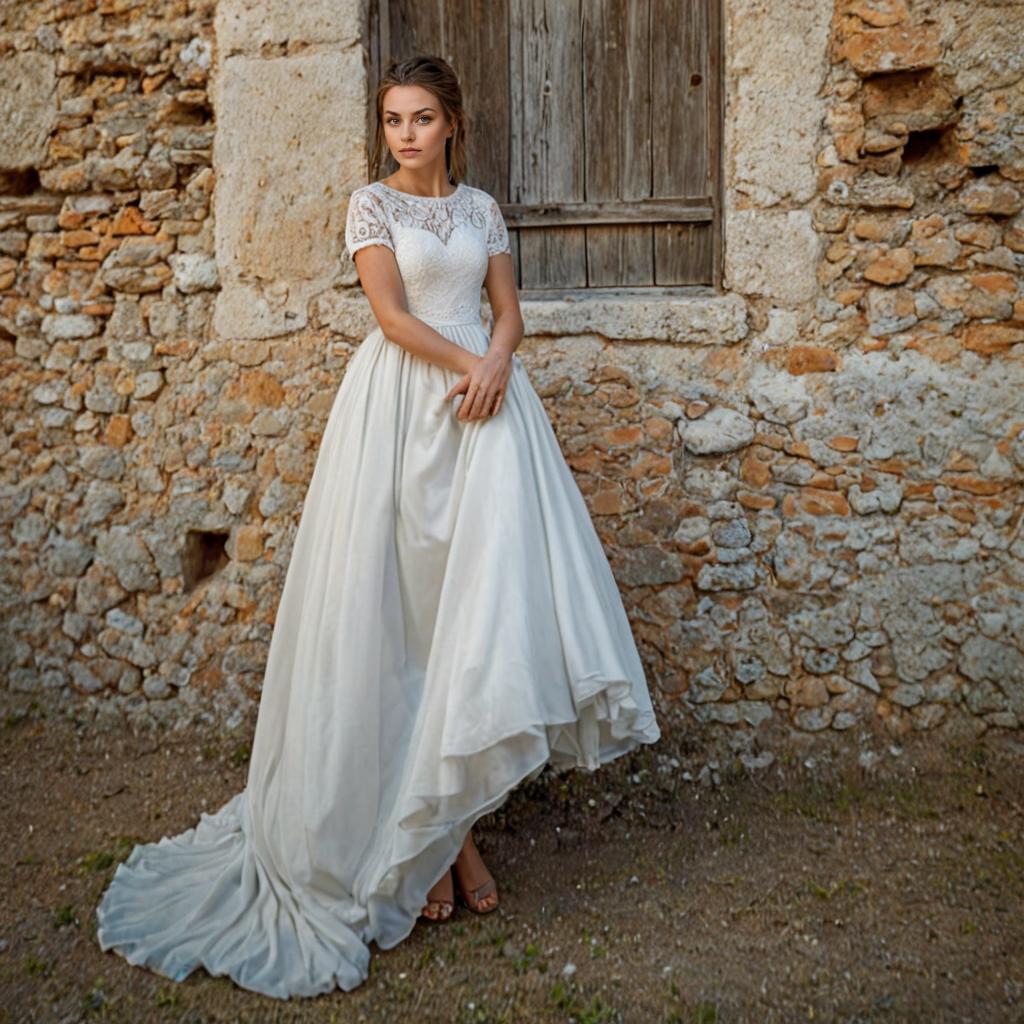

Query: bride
left=94, top=53, right=661, bottom=999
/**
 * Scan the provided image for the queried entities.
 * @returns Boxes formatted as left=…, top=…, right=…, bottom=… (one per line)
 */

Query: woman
left=94, top=54, right=661, bottom=999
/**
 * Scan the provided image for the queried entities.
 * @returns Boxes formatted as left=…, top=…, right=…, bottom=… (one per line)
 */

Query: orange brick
left=601, top=425, right=643, bottom=447
left=948, top=504, right=977, bottom=524
left=591, top=488, right=626, bottom=514
left=737, top=491, right=775, bottom=510
left=967, top=271, right=1018, bottom=296
left=61, top=229, right=100, bottom=247
left=798, top=487, right=851, bottom=515
left=643, top=416, right=674, bottom=441
left=753, top=432, right=787, bottom=450
left=628, top=452, right=672, bottom=478
left=740, top=453, right=771, bottom=487
left=903, top=482, right=935, bottom=499
left=103, top=414, right=132, bottom=446
left=232, top=525, right=263, bottom=562
left=941, top=474, right=1004, bottom=496
left=566, top=449, right=604, bottom=473
left=787, top=345, right=840, bottom=374
left=827, top=435, right=859, bottom=452
left=965, top=323, right=1024, bottom=354
left=842, top=24, right=942, bottom=75
left=946, top=453, right=976, bottom=471
left=111, top=205, right=158, bottom=236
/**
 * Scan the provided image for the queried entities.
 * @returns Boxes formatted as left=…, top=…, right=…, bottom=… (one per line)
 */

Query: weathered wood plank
left=652, top=0, right=711, bottom=284
left=708, top=0, right=724, bottom=290
left=511, top=0, right=586, bottom=288
left=447, top=0, right=510, bottom=199
left=656, top=220, right=714, bottom=285
left=502, top=196, right=713, bottom=225
left=583, top=0, right=654, bottom=285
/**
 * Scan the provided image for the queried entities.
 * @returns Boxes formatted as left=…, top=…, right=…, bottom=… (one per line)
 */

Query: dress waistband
left=415, top=315, right=484, bottom=327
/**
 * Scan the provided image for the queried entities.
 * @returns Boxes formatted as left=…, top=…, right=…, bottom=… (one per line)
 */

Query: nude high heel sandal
left=454, top=869, right=499, bottom=914
left=419, top=866, right=455, bottom=922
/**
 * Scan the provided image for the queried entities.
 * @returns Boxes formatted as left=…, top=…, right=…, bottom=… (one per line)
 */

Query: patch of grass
left=664, top=978, right=723, bottom=1024
left=582, top=930, right=609, bottom=959
left=717, top=758, right=751, bottom=788
left=81, top=849, right=115, bottom=873
left=719, top=822, right=750, bottom=846
left=799, top=877, right=867, bottom=902
left=880, top=777, right=941, bottom=820
left=990, top=831, right=1024, bottom=889
left=53, top=903, right=79, bottom=928
left=22, top=953, right=48, bottom=976
left=79, top=981, right=106, bottom=1016
left=548, top=979, right=623, bottom=1023
left=770, top=773, right=941, bottom=825
left=965, top=743, right=989, bottom=770
left=709, top=874, right=745, bottom=889
left=228, top=741, right=251, bottom=767
left=154, top=986, right=180, bottom=1007
left=115, top=835, right=136, bottom=855
left=457, top=1001, right=517, bottom=1024
left=769, top=779, right=864, bottom=824
left=512, top=941, right=547, bottom=975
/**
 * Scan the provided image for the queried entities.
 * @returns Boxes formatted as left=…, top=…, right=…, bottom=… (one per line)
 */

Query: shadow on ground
left=1, top=695, right=1022, bottom=1024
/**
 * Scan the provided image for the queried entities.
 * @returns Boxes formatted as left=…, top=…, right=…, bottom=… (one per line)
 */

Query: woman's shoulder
left=459, top=185, right=504, bottom=226
left=351, top=181, right=386, bottom=203
left=459, top=182, right=497, bottom=205
left=347, top=182, right=387, bottom=215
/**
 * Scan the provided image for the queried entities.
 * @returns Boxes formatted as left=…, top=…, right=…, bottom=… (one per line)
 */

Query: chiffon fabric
left=94, top=180, right=661, bottom=999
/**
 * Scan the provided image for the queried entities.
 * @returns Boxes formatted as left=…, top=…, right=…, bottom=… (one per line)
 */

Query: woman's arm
left=353, top=244, right=480, bottom=376
left=483, top=251, right=524, bottom=360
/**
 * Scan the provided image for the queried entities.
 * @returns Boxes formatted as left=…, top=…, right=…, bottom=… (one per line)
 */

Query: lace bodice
left=344, top=181, right=511, bottom=326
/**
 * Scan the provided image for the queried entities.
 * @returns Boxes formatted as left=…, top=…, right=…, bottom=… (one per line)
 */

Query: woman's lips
left=399, top=148, right=420, bottom=154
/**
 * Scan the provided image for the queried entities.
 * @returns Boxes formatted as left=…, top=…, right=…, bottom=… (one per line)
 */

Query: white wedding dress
left=94, top=179, right=662, bottom=999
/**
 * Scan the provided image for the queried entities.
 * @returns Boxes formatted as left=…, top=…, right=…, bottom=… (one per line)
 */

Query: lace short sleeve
left=485, top=195, right=511, bottom=257
left=345, top=188, right=395, bottom=258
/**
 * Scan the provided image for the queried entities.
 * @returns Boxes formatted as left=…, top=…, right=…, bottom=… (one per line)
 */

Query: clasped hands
left=445, top=348, right=513, bottom=422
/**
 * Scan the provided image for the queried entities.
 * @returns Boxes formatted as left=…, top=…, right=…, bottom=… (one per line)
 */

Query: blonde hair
left=369, top=55, right=468, bottom=185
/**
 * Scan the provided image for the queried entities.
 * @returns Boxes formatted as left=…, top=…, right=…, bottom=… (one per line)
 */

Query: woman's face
left=381, top=84, right=452, bottom=174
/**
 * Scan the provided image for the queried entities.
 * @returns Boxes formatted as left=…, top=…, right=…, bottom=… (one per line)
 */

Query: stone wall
left=1, top=0, right=1021, bottom=767
left=0, top=1, right=227, bottom=718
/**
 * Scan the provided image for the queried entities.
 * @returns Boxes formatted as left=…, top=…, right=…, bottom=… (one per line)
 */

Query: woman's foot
left=420, top=865, right=454, bottom=922
left=453, top=830, right=499, bottom=913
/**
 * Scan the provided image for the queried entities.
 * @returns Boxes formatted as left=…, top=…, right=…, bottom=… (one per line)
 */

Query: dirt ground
left=2, top=695, right=1023, bottom=1024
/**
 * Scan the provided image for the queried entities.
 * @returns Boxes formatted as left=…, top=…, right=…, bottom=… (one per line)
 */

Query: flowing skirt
left=94, top=315, right=661, bottom=999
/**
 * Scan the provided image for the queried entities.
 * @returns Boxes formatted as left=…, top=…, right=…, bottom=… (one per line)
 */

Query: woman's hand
left=446, top=349, right=513, bottom=421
